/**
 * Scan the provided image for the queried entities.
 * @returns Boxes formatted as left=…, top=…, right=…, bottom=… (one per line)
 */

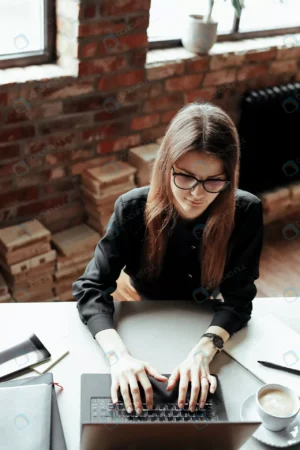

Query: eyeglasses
left=172, top=166, right=230, bottom=193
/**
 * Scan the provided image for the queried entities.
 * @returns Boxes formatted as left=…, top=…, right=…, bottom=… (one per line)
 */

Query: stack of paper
left=224, top=314, right=300, bottom=397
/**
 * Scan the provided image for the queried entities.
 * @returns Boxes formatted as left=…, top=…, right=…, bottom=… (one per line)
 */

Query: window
left=148, top=0, right=300, bottom=49
left=0, top=0, right=56, bottom=69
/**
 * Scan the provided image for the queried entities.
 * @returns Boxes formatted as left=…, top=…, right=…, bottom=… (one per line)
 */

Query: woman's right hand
left=110, top=353, right=168, bottom=415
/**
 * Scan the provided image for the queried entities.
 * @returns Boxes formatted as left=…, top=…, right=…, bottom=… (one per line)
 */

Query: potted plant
left=181, top=0, right=244, bottom=54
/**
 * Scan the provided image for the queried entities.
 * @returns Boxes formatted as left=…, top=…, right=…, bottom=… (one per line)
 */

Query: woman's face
left=170, top=151, right=227, bottom=220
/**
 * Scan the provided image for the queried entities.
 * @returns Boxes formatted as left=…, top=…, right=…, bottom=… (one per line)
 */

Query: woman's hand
left=110, top=353, right=168, bottom=414
left=166, top=348, right=217, bottom=412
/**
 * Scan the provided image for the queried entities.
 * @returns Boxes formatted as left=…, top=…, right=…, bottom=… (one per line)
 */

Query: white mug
left=256, top=383, right=300, bottom=431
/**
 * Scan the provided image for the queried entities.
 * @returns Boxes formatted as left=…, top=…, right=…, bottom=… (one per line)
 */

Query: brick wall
left=0, top=0, right=300, bottom=233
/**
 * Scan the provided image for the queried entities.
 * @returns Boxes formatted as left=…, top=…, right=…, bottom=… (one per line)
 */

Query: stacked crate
left=0, top=272, right=12, bottom=303
left=81, top=161, right=137, bottom=235
left=128, top=142, right=159, bottom=187
left=0, top=220, right=56, bottom=302
left=52, top=224, right=100, bottom=301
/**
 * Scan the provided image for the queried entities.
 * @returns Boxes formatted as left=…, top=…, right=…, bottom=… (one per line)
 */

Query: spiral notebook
left=223, top=314, right=300, bottom=397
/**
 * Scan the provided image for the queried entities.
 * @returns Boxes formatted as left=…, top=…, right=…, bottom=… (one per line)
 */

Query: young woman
left=72, top=102, right=264, bottom=417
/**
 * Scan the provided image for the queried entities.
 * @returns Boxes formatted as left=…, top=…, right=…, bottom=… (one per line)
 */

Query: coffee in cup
left=256, top=384, right=300, bottom=431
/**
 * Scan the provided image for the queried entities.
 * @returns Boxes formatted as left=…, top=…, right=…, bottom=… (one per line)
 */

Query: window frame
left=0, top=0, right=56, bottom=70
left=148, top=12, right=300, bottom=50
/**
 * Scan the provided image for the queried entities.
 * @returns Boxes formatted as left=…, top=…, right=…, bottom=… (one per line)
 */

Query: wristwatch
left=201, top=333, right=224, bottom=352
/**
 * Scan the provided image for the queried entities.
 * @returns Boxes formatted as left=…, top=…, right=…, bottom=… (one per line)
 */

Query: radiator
left=237, top=82, right=300, bottom=195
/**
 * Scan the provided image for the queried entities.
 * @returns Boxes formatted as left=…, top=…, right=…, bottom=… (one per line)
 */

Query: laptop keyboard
left=91, top=398, right=218, bottom=423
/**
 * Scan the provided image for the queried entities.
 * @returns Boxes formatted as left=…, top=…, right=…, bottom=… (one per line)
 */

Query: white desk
left=0, top=298, right=299, bottom=450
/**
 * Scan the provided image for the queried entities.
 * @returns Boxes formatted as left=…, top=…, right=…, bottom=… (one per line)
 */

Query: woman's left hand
left=166, top=348, right=217, bottom=412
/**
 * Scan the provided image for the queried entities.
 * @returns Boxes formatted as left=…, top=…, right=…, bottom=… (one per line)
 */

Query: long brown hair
left=140, top=102, right=240, bottom=292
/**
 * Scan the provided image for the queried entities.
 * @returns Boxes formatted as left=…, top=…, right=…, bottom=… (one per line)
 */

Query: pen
left=257, top=360, right=300, bottom=376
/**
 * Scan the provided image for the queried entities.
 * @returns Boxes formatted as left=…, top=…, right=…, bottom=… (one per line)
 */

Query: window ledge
left=0, top=61, right=78, bottom=87
left=146, top=33, right=300, bottom=66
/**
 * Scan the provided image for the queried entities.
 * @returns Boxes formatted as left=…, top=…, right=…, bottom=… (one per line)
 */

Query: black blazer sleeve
left=209, top=200, right=264, bottom=336
left=72, top=195, right=128, bottom=338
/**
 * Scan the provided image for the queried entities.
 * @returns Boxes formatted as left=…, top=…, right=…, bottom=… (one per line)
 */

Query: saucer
left=240, top=394, right=300, bottom=448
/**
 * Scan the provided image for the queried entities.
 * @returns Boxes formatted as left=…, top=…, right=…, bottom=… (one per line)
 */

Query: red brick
left=147, top=62, right=185, bottom=81
left=97, top=70, right=145, bottom=91
left=127, top=48, right=147, bottom=68
left=71, top=148, right=96, bottom=160
left=185, top=57, right=209, bottom=73
left=277, top=46, right=300, bottom=60
left=94, top=104, right=137, bottom=122
left=79, top=41, right=98, bottom=58
left=0, top=178, right=15, bottom=192
left=79, top=20, right=127, bottom=38
left=209, top=53, right=245, bottom=70
left=0, top=125, right=35, bottom=143
left=80, top=122, right=129, bottom=142
left=131, top=113, right=160, bottom=131
left=0, top=92, right=7, bottom=106
left=165, top=75, right=203, bottom=92
left=17, top=195, right=69, bottom=217
left=2, top=108, right=31, bottom=125
left=141, top=126, right=167, bottom=143
left=44, top=150, right=72, bottom=166
left=143, top=93, right=182, bottom=113
left=203, top=68, right=236, bottom=86
left=245, top=48, right=277, bottom=62
left=161, top=110, right=178, bottom=124
left=63, top=96, right=105, bottom=114
left=40, top=180, right=76, bottom=196
left=237, top=64, right=270, bottom=81
left=127, top=15, right=149, bottom=31
left=184, top=87, right=215, bottom=103
left=99, top=34, right=148, bottom=55
left=96, top=135, right=141, bottom=154
left=0, top=161, right=21, bottom=177
left=79, top=55, right=127, bottom=76
left=0, top=144, right=20, bottom=161
left=148, top=83, right=163, bottom=98
left=38, top=114, right=93, bottom=135
left=100, top=0, right=150, bottom=16
left=24, top=134, right=77, bottom=155
left=40, top=80, right=94, bottom=100
left=269, top=60, right=297, bottom=76
left=81, top=3, right=97, bottom=19
left=0, top=186, right=38, bottom=209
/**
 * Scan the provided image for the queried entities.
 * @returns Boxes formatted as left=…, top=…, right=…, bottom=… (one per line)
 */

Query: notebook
left=223, top=314, right=300, bottom=398
left=0, top=383, right=52, bottom=450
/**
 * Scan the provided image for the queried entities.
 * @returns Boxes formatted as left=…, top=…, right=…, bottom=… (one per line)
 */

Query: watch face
left=213, top=335, right=224, bottom=349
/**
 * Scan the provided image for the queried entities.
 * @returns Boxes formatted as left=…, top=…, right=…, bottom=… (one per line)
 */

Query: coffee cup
left=256, top=383, right=300, bottom=431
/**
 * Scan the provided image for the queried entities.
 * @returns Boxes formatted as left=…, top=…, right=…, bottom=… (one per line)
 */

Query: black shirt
left=72, top=185, right=264, bottom=339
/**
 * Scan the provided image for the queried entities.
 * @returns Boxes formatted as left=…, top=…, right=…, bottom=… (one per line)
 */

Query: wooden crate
left=82, top=161, right=137, bottom=190
left=0, top=272, right=9, bottom=296
left=57, top=250, right=94, bottom=270
left=0, top=220, right=51, bottom=264
left=52, top=224, right=100, bottom=258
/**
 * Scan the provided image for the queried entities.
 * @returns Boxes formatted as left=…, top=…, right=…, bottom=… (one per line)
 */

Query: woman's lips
left=186, top=199, right=203, bottom=206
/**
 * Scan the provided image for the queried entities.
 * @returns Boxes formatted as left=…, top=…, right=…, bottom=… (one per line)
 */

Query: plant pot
left=182, top=14, right=218, bottom=54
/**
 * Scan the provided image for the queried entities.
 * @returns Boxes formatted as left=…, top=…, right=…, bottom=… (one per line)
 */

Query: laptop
left=80, top=373, right=261, bottom=450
